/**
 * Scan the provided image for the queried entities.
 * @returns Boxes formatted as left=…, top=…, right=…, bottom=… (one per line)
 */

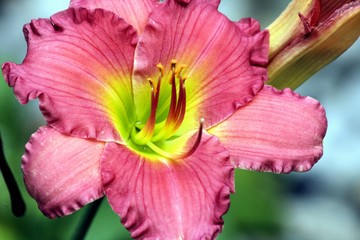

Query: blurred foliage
left=220, top=170, right=283, bottom=240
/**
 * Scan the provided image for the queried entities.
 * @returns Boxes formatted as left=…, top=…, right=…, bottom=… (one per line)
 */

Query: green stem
left=72, top=197, right=104, bottom=240
left=0, top=133, right=26, bottom=217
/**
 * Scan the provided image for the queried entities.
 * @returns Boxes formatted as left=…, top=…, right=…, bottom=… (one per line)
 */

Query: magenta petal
left=2, top=8, right=137, bottom=142
left=69, top=0, right=160, bottom=34
left=133, top=3, right=269, bottom=130
left=175, top=0, right=220, bottom=7
left=209, top=85, right=327, bottom=173
left=101, top=133, right=234, bottom=239
left=236, top=18, right=261, bottom=35
left=22, top=126, right=104, bottom=218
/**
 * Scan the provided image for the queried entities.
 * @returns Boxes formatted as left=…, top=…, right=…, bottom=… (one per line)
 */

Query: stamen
left=155, top=66, right=162, bottom=97
left=157, top=63, right=165, bottom=77
left=176, top=64, right=188, bottom=76
left=151, top=60, right=187, bottom=142
left=173, top=64, right=187, bottom=131
left=171, top=59, right=177, bottom=70
left=146, top=118, right=204, bottom=160
left=131, top=78, right=160, bottom=145
left=172, top=76, right=186, bottom=131
left=133, top=60, right=190, bottom=148
left=166, top=69, right=178, bottom=123
left=147, top=78, right=156, bottom=94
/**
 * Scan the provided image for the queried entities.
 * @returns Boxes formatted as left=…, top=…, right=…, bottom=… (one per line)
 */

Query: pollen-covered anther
left=176, top=64, right=188, bottom=77
left=171, top=59, right=177, bottom=70
left=147, top=78, right=155, bottom=92
left=156, top=63, right=165, bottom=77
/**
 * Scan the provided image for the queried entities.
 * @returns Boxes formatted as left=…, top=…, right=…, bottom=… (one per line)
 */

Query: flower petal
left=2, top=8, right=137, bottom=142
left=132, top=2, right=269, bottom=133
left=69, top=0, right=160, bottom=34
left=101, top=133, right=234, bottom=239
left=174, top=0, right=220, bottom=7
left=22, top=126, right=104, bottom=218
left=209, top=85, right=327, bottom=173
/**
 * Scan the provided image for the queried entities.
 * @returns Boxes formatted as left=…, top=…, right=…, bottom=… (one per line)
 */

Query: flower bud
left=267, top=0, right=360, bottom=89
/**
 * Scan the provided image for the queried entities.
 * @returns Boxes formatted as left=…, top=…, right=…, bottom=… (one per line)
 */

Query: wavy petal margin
left=209, top=85, right=327, bottom=173
left=101, top=133, right=234, bottom=239
left=132, top=2, right=269, bottom=132
left=174, top=0, right=220, bottom=7
left=69, top=0, right=160, bottom=34
left=22, top=126, right=104, bottom=218
left=2, top=8, right=137, bottom=142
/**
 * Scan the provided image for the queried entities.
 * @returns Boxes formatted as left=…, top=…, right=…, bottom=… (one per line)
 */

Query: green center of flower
left=128, top=60, right=203, bottom=160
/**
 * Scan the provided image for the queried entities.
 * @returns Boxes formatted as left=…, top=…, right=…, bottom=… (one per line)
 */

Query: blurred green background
left=1, top=0, right=359, bottom=239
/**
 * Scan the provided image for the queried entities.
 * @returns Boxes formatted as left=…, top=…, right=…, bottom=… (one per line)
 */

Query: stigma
left=131, top=60, right=203, bottom=160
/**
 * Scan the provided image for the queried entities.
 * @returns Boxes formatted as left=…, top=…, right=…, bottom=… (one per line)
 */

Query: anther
left=171, top=59, right=177, bottom=70
left=157, top=63, right=165, bottom=77
left=179, top=64, right=188, bottom=73
left=147, top=78, right=156, bottom=94
left=147, top=77, right=154, bottom=85
left=175, top=64, right=187, bottom=78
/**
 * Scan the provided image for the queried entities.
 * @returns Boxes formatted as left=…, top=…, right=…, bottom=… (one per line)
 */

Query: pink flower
left=2, top=0, right=327, bottom=239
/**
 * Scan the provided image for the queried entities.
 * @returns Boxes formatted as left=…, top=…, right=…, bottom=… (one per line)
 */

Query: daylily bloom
left=267, top=0, right=360, bottom=89
left=2, top=0, right=327, bottom=239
